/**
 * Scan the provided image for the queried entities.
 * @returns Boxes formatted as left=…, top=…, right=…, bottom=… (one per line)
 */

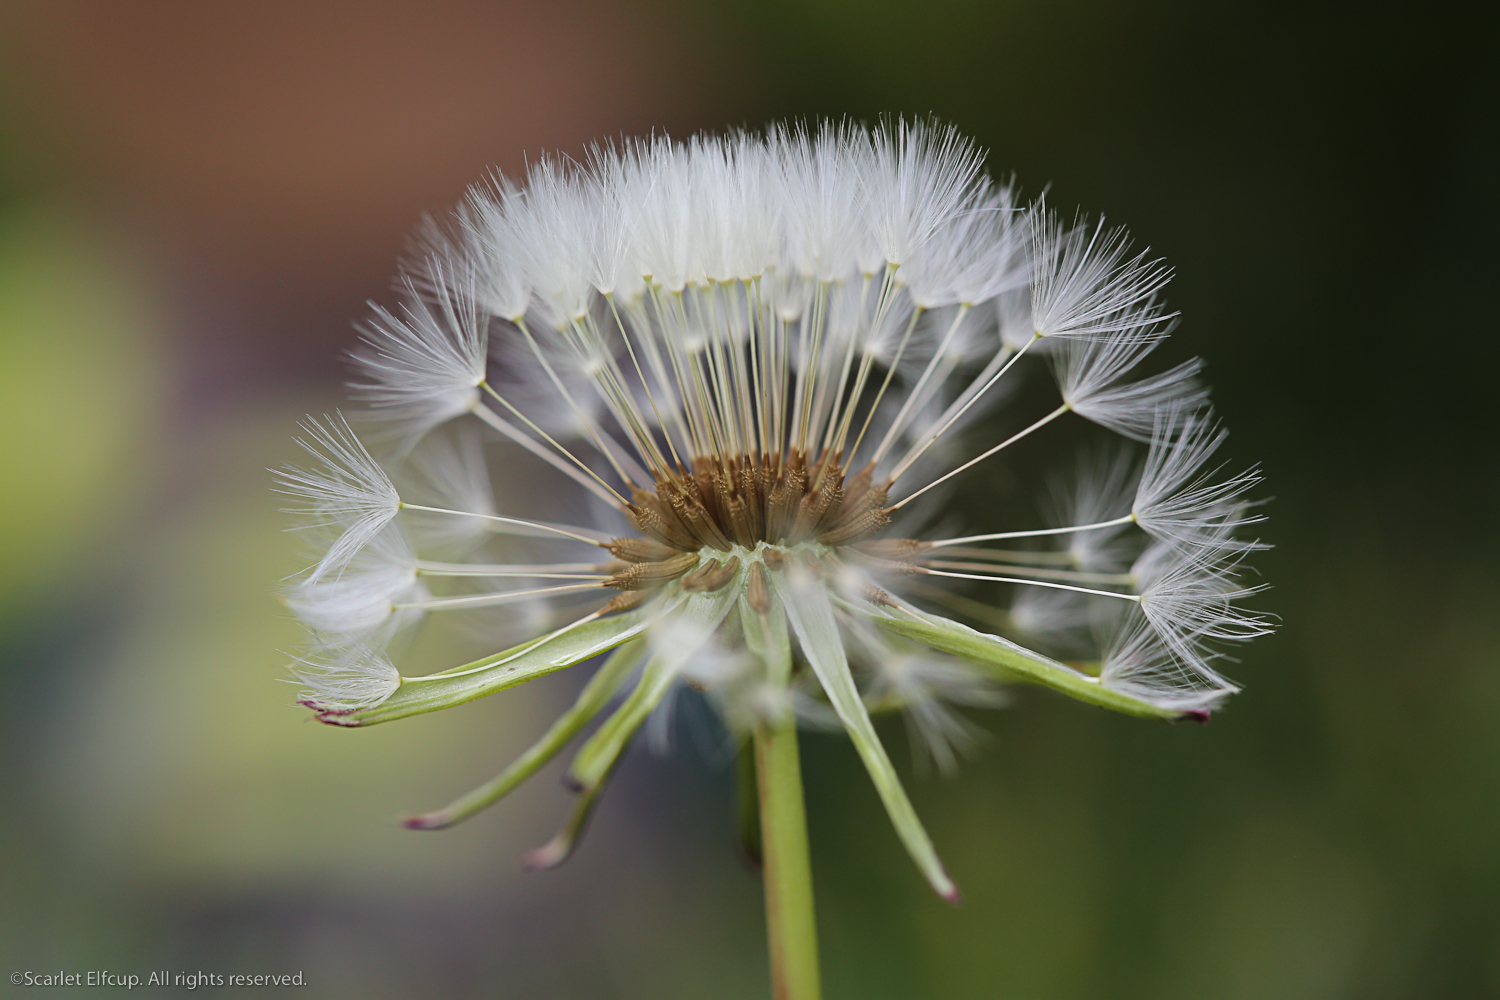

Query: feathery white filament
left=1133, top=407, right=1265, bottom=551
left=349, top=265, right=487, bottom=447
left=1030, top=211, right=1177, bottom=341
left=289, top=642, right=401, bottom=712
left=1050, top=329, right=1207, bottom=440
left=1045, top=446, right=1141, bottom=572
left=284, top=525, right=426, bottom=645
left=276, top=414, right=401, bottom=583
left=461, top=174, right=532, bottom=321
left=863, top=647, right=1004, bottom=774
left=863, top=119, right=986, bottom=268
left=1099, top=616, right=1238, bottom=713
left=1134, top=544, right=1272, bottom=666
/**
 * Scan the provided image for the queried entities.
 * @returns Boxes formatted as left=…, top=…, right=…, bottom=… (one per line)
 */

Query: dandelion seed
left=1050, top=327, right=1209, bottom=440
left=349, top=263, right=488, bottom=448
left=1132, top=405, right=1266, bottom=552
left=288, top=641, right=402, bottom=715
left=275, top=413, right=401, bottom=582
left=282, top=524, right=427, bottom=646
left=1029, top=209, right=1177, bottom=341
left=1098, top=615, right=1238, bottom=715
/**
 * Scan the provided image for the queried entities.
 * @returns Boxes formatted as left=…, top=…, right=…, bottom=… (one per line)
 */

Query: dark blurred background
left=1, top=1, right=1495, bottom=997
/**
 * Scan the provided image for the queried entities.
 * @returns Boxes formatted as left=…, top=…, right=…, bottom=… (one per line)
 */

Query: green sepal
left=313, top=609, right=652, bottom=727
left=521, top=777, right=610, bottom=871
left=853, top=602, right=1182, bottom=721
left=568, top=653, right=678, bottom=790
left=568, top=579, right=744, bottom=789
left=402, top=637, right=647, bottom=829
left=777, top=577, right=960, bottom=902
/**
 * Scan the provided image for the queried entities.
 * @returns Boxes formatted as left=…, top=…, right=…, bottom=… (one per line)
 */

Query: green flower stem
left=738, top=739, right=763, bottom=869
left=755, top=717, right=821, bottom=1000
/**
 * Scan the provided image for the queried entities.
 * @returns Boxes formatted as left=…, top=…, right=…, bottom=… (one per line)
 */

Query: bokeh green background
left=1, top=1, right=1495, bottom=997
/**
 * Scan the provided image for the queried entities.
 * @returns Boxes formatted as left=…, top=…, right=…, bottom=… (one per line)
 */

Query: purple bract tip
left=401, top=815, right=445, bottom=831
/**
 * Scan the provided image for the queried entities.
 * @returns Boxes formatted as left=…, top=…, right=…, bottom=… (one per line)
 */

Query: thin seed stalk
left=755, top=716, right=821, bottom=1000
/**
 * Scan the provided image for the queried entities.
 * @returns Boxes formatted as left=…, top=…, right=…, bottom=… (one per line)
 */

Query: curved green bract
left=568, top=579, right=744, bottom=788
left=858, top=605, right=1184, bottom=721
left=402, top=638, right=647, bottom=829
left=316, top=610, right=652, bottom=727
left=780, top=579, right=958, bottom=902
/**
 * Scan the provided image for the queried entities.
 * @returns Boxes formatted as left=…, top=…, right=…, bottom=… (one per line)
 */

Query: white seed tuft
left=289, top=642, right=402, bottom=713
left=349, top=262, right=488, bottom=448
left=275, top=413, right=401, bottom=583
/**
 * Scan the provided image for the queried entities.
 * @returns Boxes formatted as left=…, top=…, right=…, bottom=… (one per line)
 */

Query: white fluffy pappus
left=288, top=641, right=402, bottom=715
left=283, top=524, right=427, bottom=647
left=350, top=267, right=488, bottom=450
left=275, top=414, right=401, bottom=583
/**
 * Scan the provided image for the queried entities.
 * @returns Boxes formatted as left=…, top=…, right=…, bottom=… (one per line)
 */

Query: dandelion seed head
left=278, top=118, right=1271, bottom=887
